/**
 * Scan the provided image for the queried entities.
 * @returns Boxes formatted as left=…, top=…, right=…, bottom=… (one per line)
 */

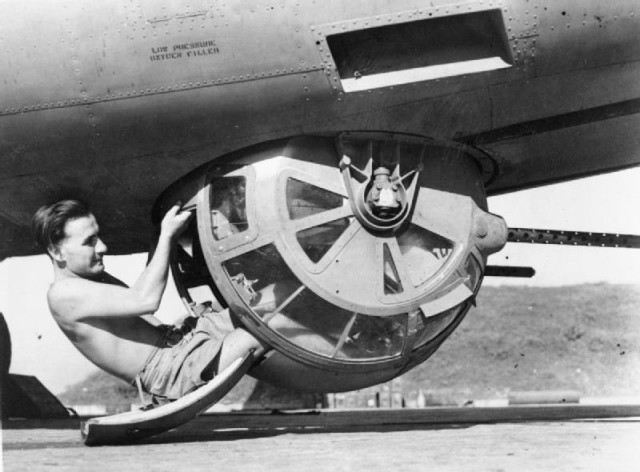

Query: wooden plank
left=508, top=390, right=580, bottom=405
left=180, top=404, right=640, bottom=431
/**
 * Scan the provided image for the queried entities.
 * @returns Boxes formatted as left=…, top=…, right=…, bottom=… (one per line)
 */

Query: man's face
left=51, top=214, right=108, bottom=277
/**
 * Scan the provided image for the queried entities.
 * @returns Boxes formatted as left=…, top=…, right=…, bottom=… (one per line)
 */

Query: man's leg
left=216, top=328, right=269, bottom=373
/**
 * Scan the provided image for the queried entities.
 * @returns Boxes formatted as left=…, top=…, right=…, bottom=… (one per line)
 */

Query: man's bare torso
left=48, top=274, right=163, bottom=382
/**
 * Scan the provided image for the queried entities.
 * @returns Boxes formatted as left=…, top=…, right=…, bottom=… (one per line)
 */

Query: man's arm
left=49, top=205, right=192, bottom=321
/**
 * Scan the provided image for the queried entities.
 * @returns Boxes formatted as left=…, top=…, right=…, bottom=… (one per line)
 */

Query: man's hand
left=161, top=204, right=193, bottom=241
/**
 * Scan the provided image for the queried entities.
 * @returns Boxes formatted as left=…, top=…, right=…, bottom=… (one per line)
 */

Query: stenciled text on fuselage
left=149, top=40, right=220, bottom=62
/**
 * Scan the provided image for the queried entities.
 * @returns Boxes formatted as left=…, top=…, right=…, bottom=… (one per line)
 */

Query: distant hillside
left=58, top=370, right=140, bottom=405
left=398, top=283, right=640, bottom=404
left=59, top=284, right=640, bottom=406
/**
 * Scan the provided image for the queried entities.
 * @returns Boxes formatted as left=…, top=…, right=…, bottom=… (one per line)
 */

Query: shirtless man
left=33, top=199, right=266, bottom=402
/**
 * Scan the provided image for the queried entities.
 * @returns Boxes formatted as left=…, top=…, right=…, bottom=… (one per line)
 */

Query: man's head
left=32, top=200, right=108, bottom=277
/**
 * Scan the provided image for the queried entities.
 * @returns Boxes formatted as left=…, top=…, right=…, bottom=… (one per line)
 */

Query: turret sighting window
left=411, top=305, right=464, bottom=350
left=222, top=244, right=301, bottom=311
left=296, top=218, right=352, bottom=263
left=223, top=243, right=407, bottom=361
left=287, top=178, right=353, bottom=263
left=334, top=313, right=407, bottom=359
left=397, top=224, right=453, bottom=287
left=463, top=254, right=482, bottom=292
left=286, top=178, right=345, bottom=220
left=210, top=176, right=248, bottom=240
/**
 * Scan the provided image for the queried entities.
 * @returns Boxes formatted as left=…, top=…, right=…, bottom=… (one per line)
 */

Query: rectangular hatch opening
left=326, top=9, right=513, bottom=92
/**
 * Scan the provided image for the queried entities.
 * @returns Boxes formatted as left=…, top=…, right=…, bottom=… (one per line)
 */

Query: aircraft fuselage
left=1, top=0, right=639, bottom=258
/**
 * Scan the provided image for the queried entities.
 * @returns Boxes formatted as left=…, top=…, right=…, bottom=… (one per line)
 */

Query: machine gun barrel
left=507, top=228, right=640, bottom=249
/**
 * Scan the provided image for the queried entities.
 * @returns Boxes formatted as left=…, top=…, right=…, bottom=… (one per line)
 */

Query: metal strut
left=507, top=228, right=640, bottom=249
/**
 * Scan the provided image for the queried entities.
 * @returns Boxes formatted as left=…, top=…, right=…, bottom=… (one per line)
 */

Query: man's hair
left=32, top=200, right=92, bottom=252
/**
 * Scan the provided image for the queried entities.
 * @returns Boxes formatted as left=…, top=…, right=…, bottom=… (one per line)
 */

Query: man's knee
left=233, top=327, right=261, bottom=349
left=222, top=327, right=258, bottom=350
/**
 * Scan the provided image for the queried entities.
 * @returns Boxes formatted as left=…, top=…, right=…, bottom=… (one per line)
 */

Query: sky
left=1, top=168, right=639, bottom=395
left=485, top=167, right=640, bottom=286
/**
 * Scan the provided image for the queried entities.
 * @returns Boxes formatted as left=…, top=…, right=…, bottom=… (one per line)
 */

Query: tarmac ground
left=3, top=405, right=640, bottom=472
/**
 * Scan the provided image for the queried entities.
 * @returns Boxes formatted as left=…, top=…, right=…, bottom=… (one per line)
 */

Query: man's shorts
left=135, top=309, right=236, bottom=401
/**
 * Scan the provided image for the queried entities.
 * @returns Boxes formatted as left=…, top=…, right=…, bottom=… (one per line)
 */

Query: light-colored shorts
left=135, top=309, right=236, bottom=401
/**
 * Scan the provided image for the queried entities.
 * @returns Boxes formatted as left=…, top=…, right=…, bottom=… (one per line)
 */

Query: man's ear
left=47, top=244, right=64, bottom=263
